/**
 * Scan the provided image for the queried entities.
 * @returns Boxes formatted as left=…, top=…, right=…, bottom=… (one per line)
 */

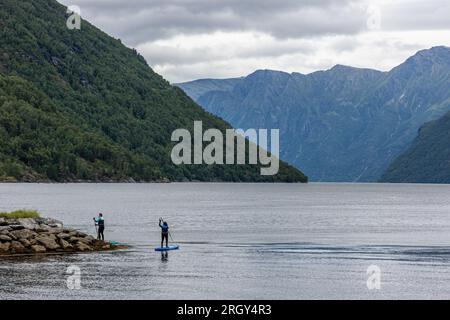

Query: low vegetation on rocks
left=0, top=209, right=40, bottom=219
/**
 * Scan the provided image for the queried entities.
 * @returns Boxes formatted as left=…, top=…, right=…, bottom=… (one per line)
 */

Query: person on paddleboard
left=93, top=213, right=105, bottom=241
left=159, top=218, right=169, bottom=247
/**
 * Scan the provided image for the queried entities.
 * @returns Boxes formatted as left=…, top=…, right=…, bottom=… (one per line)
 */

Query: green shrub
left=0, top=209, right=40, bottom=219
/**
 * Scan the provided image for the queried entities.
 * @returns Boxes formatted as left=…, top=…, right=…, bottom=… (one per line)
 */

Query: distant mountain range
left=0, top=0, right=306, bottom=183
left=177, top=46, right=450, bottom=182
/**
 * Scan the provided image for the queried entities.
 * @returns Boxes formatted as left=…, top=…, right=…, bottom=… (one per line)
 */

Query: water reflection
left=161, top=251, right=168, bottom=262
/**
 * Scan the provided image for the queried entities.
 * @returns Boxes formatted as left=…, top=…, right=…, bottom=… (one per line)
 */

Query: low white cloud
left=141, top=29, right=450, bottom=82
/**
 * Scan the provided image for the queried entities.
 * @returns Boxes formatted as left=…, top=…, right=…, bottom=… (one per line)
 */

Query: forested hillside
left=0, top=0, right=306, bottom=182
left=380, top=111, right=450, bottom=183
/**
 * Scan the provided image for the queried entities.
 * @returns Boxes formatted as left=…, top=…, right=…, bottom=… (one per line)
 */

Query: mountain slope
left=379, top=110, right=450, bottom=183
left=0, top=0, right=306, bottom=182
left=176, top=78, right=243, bottom=101
left=0, top=73, right=153, bottom=181
left=177, top=47, right=450, bottom=182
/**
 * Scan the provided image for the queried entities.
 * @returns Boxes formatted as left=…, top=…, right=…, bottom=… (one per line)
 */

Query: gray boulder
left=69, top=236, right=93, bottom=245
left=56, top=233, right=71, bottom=240
left=0, top=242, right=10, bottom=252
left=18, top=218, right=38, bottom=230
left=0, top=226, right=11, bottom=233
left=19, top=239, right=31, bottom=248
left=36, top=236, right=60, bottom=250
left=36, top=218, right=63, bottom=228
left=59, top=239, right=73, bottom=250
left=85, top=235, right=95, bottom=242
left=5, top=232, right=16, bottom=240
left=35, top=224, right=52, bottom=233
left=10, top=241, right=26, bottom=254
left=46, top=228, right=64, bottom=234
left=0, top=234, right=12, bottom=241
left=10, top=229, right=37, bottom=240
left=9, top=224, right=25, bottom=231
left=75, top=242, right=92, bottom=251
left=31, top=245, right=46, bottom=253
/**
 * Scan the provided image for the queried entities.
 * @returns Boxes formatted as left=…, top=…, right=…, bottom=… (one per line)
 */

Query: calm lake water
left=1, top=182, right=450, bottom=300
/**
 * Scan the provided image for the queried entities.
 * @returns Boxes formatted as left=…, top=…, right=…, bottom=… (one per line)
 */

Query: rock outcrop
left=0, top=217, right=118, bottom=256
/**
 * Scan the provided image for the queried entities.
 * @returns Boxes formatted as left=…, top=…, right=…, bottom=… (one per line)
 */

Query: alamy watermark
left=366, top=4, right=382, bottom=30
left=66, top=265, right=81, bottom=290
left=366, top=265, right=381, bottom=290
left=171, top=121, right=280, bottom=176
left=66, top=5, right=81, bottom=30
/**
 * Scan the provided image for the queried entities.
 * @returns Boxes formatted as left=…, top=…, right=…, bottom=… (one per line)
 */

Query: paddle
left=168, top=230, right=175, bottom=243
left=93, top=217, right=98, bottom=238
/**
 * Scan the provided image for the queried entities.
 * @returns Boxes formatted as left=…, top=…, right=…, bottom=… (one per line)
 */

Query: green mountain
left=0, top=0, right=306, bottom=182
left=380, top=111, right=450, bottom=183
left=177, top=47, right=450, bottom=182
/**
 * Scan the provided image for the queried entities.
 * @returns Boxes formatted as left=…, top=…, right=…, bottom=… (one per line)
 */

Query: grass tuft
left=0, top=209, right=40, bottom=219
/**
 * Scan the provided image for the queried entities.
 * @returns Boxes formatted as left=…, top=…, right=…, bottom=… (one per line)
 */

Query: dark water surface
left=1, top=183, right=450, bottom=299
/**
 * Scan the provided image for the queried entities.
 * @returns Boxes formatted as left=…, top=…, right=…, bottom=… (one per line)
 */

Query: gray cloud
left=382, top=1, right=450, bottom=31
left=57, top=0, right=450, bottom=82
left=59, top=0, right=367, bottom=45
left=138, top=38, right=315, bottom=66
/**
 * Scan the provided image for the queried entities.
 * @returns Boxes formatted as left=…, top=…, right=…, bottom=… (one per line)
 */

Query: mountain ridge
left=177, top=46, right=450, bottom=182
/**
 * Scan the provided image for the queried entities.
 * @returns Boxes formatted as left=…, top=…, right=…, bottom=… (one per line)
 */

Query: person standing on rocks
left=93, top=213, right=105, bottom=241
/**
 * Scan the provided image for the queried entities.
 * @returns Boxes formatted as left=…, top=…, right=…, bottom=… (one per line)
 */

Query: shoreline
left=0, top=245, right=129, bottom=258
left=0, top=180, right=306, bottom=184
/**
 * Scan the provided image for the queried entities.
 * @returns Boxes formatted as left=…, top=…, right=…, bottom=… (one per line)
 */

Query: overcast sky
left=58, top=0, right=450, bottom=83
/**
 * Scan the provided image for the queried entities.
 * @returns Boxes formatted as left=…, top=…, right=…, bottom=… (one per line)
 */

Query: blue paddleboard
left=155, top=245, right=179, bottom=252
left=109, top=241, right=128, bottom=246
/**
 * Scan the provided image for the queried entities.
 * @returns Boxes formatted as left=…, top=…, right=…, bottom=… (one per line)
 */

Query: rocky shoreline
left=0, top=177, right=171, bottom=183
left=0, top=217, right=121, bottom=256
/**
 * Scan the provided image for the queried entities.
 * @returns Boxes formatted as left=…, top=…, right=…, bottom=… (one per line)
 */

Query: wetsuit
left=95, top=217, right=105, bottom=240
left=159, top=221, right=169, bottom=247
